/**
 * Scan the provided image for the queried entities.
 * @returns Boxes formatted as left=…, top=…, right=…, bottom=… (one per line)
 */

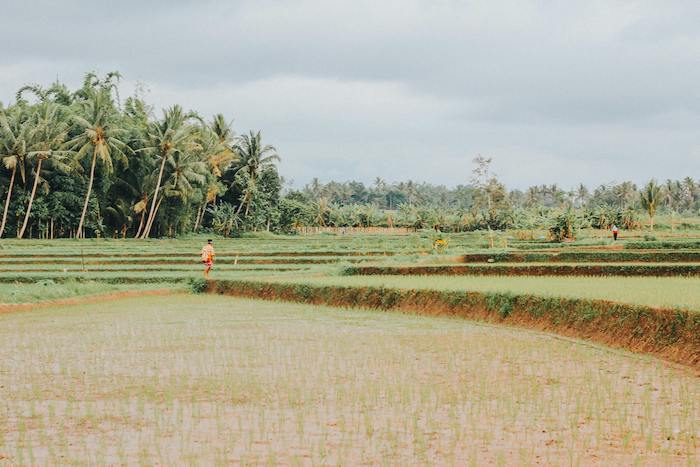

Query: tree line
left=289, top=165, right=693, bottom=234
left=0, top=72, right=695, bottom=239
left=0, top=72, right=283, bottom=239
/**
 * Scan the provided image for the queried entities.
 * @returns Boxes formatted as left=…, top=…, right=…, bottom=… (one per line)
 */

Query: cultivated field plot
left=1, top=295, right=698, bottom=465
left=273, top=275, right=700, bottom=310
left=0, top=281, right=175, bottom=305
left=3, top=233, right=700, bottom=464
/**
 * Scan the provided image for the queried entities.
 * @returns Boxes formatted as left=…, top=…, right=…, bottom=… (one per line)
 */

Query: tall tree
left=232, top=131, right=279, bottom=216
left=193, top=119, right=236, bottom=231
left=0, top=106, right=31, bottom=238
left=18, top=104, right=70, bottom=238
left=640, top=180, right=662, bottom=231
left=139, top=106, right=197, bottom=238
left=67, top=87, right=129, bottom=238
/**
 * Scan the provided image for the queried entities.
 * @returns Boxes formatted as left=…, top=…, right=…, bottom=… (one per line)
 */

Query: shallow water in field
left=0, top=295, right=698, bottom=464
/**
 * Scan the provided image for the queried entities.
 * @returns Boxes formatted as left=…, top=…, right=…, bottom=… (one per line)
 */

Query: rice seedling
left=0, top=294, right=697, bottom=464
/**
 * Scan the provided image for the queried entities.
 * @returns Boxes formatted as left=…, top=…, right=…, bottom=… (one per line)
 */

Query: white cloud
left=1, top=0, right=699, bottom=188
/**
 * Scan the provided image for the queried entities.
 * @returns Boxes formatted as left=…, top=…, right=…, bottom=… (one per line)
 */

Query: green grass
left=265, top=275, right=700, bottom=310
left=0, top=281, right=178, bottom=304
left=5, top=232, right=700, bottom=308
left=0, top=268, right=316, bottom=284
left=0, top=263, right=311, bottom=271
left=1, top=294, right=697, bottom=464
left=3, top=233, right=700, bottom=462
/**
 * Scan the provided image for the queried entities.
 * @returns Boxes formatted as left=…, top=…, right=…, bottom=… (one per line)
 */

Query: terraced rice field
left=1, top=295, right=698, bottom=465
left=2, top=233, right=700, bottom=463
left=259, top=275, right=700, bottom=311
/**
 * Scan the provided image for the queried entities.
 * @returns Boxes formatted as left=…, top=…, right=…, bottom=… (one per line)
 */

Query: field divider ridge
left=461, top=251, right=700, bottom=263
left=345, top=264, right=700, bottom=277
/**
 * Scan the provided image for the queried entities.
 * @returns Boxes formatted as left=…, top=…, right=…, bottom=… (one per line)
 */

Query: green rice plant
left=625, top=241, right=700, bottom=250
left=0, top=280, right=179, bottom=304
left=346, top=263, right=700, bottom=277
left=279, top=275, right=700, bottom=310
left=207, top=278, right=700, bottom=369
left=462, top=251, right=700, bottom=263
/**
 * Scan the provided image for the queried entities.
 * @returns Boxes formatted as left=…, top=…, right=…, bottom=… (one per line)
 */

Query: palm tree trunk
left=144, top=196, right=164, bottom=238
left=76, top=150, right=98, bottom=239
left=18, top=159, right=42, bottom=239
left=0, top=166, right=16, bottom=238
left=193, top=206, right=201, bottom=231
left=241, top=175, right=259, bottom=216
left=142, top=197, right=164, bottom=238
left=141, top=154, right=167, bottom=238
left=194, top=202, right=206, bottom=232
left=236, top=194, right=246, bottom=214
left=134, top=208, right=146, bottom=238
left=197, top=200, right=210, bottom=231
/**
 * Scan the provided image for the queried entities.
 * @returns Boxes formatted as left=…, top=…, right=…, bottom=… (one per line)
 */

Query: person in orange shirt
left=201, top=239, right=215, bottom=278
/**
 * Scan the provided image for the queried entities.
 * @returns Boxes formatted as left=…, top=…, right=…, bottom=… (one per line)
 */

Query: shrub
left=547, top=209, right=583, bottom=242
left=187, top=278, right=209, bottom=294
left=625, top=240, right=700, bottom=250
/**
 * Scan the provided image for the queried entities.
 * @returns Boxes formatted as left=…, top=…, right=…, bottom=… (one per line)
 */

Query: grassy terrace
left=0, top=233, right=491, bottom=254
left=0, top=269, right=308, bottom=284
left=345, top=263, right=700, bottom=277
left=462, top=251, right=700, bottom=263
left=261, top=275, right=700, bottom=311
left=0, top=264, right=311, bottom=272
left=0, top=256, right=367, bottom=265
left=0, top=282, right=178, bottom=304
left=2, top=233, right=700, bottom=463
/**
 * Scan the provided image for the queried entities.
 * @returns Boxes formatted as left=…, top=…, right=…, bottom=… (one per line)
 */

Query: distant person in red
left=611, top=224, right=619, bottom=241
left=201, top=239, right=215, bottom=278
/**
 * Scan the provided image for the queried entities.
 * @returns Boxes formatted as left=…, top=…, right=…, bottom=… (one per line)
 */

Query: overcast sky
left=1, top=0, right=699, bottom=189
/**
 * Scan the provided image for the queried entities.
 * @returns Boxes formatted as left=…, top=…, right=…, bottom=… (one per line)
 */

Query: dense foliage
left=0, top=72, right=285, bottom=239
left=2, top=72, right=699, bottom=239
left=290, top=176, right=700, bottom=235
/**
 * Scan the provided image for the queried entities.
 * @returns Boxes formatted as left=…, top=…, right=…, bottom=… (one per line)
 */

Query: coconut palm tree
left=107, top=159, right=153, bottom=238
left=680, top=177, right=696, bottom=211
left=0, top=106, right=32, bottom=238
left=613, top=181, right=637, bottom=209
left=72, top=71, right=122, bottom=104
left=18, top=104, right=70, bottom=239
left=162, top=147, right=208, bottom=201
left=231, top=131, right=279, bottom=216
left=191, top=120, right=238, bottom=231
left=66, top=88, right=129, bottom=238
left=313, top=197, right=331, bottom=227
left=138, top=105, right=197, bottom=238
left=575, top=183, right=590, bottom=207
left=308, top=177, right=322, bottom=199
left=194, top=183, right=223, bottom=232
left=207, top=115, right=237, bottom=176
left=640, top=180, right=662, bottom=231
left=158, top=148, right=207, bottom=236
left=211, top=114, right=236, bottom=151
